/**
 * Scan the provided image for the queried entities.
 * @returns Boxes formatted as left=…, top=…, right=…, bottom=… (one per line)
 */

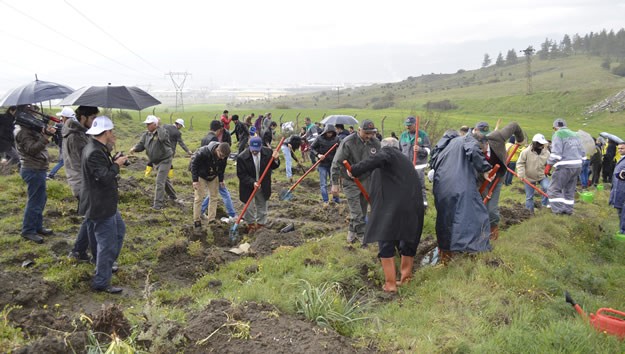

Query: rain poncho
left=431, top=132, right=492, bottom=252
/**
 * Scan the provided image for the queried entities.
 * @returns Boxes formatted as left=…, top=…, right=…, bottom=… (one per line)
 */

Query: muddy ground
left=0, top=162, right=533, bottom=353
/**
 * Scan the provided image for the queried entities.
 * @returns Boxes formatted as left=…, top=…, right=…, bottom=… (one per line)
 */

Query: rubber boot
left=380, top=257, right=397, bottom=293
left=397, top=256, right=414, bottom=286
left=168, top=168, right=174, bottom=178
left=144, top=165, right=153, bottom=177
left=490, top=225, right=499, bottom=240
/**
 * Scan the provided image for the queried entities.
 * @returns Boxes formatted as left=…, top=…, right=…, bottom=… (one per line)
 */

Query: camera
left=15, top=108, right=61, bottom=133
left=113, top=151, right=131, bottom=166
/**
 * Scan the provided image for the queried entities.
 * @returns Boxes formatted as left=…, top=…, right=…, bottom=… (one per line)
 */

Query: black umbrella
left=0, top=79, right=74, bottom=107
left=59, top=85, right=161, bottom=110
left=320, top=115, right=359, bottom=126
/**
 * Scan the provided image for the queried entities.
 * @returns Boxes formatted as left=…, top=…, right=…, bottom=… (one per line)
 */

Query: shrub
left=611, top=63, right=625, bottom=77
left=372, top=101, right=394, bottom=110
left=423, top=99, right=458, bottom=111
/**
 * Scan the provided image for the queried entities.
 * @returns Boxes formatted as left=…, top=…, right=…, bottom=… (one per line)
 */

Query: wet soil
left=183, top=298, right=374, bottom=353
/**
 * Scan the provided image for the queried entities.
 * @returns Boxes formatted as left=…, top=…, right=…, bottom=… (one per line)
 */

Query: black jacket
left=79, top=139, right=120, bottom=220
left=191, top=142, right=227, bottom=183
left=236, top=147, right=280, bottom=202
left=310, top=125, right=340, bottom=168
left=201, top=130, right=232, bottom=147
left=284, top=135, right=302, bottom=150
left=262, top=129, right=273, bottom=147
left=232, top=121, right=249, bottom=142
left=351, top=146, right=424, bottom=244
left=0, top=112, right=15, bottom=152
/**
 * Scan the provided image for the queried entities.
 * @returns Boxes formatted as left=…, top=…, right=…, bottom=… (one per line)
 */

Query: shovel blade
left=279, top=189, right=293, bottom=201
left=229, top=223, right=240, bottom=243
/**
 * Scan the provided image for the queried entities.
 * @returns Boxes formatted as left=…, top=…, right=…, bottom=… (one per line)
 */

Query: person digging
left=348, top=138, right=424, bottom=292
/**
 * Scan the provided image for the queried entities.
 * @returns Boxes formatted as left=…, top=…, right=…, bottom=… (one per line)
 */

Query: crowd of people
left=1, top=105, right=624, bottom=295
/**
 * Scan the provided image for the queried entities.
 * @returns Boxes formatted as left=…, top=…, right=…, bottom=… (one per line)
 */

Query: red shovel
left=342, top=160, right=370, bottom=203
left=230, top=137, right=285, bottom=243
left=483, top=143, right=520, bottom=204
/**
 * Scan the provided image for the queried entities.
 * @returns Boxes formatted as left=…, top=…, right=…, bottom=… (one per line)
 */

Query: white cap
left=175, top=118, right=185, bottom=127
left=142, top=115, right=158, bottom=125
left=86, top=116, right=114, bottom=135
left=532, top=133, right=548, bottom=145
left=56, top=106, right=76, bottom=119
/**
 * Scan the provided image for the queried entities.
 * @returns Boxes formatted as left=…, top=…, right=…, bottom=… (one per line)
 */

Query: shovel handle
left=234, top=137, right=286, bottom=226
left=342, top=160, right=370, bottom=203
left=287, top=143, right=338, bottom=193
left=412, top=116, right=420, bottom=167
left=479, top=164, right=500, bottom=194
left=505, top=165, right=549, bottom=198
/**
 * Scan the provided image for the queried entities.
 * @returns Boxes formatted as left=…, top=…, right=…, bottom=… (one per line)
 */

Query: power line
left=0, top=0, right=157, bottom=80
left=0, top=27, right=142, bottom=80
left=63, top=0, right=162, bottom=74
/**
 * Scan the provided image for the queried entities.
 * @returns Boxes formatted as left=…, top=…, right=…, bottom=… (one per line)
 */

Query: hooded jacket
left=61, top=118, right=90, bottom=196
left=310, top=124, right=339, bottom=168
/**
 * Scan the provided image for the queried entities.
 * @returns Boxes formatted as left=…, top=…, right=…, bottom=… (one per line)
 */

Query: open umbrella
left=0, top=78, right=73, bottom=106
left=600, top=132, right=624, bottom=144
left=320, top=115, right=359, bottom=126
left=59, top=85, right=160, bottom=110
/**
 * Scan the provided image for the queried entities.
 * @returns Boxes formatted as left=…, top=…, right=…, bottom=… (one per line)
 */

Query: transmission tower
left=165, top=71, right=191, bottom=111
left=521, top=47, right=535, bottom=95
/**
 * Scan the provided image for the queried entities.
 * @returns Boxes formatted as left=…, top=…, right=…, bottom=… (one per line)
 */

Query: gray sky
left=1, top=0, right=624, bottom=93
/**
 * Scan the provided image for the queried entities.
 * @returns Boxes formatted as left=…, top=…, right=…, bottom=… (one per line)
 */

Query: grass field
left=2, top=53, right=625, bottom=352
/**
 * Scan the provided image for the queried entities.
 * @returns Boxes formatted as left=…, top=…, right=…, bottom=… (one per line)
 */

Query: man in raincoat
left=349, top=138, right=424, bottom=292
left=430, top=130, right=493, bottom=262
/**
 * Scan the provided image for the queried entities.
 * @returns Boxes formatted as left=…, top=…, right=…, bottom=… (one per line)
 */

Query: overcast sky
left=1, top=0, right=624, bottom=93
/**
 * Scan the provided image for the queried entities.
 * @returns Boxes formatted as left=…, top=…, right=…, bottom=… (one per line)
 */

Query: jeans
left=72, top=218, right=98, bottom=260
left=318, top=165, right=339, bottom=203
left=580, top=159, right=590, bottom=188
left=481, top=178, right=503, bottom=226
left=504, top=162, right=516, bottom=185
left=618, top=208, right=625, bottom=234
left=48, top=157, right=64, bottom=177
left=524, top=178, right=550, bottom=212
left=89, top=211, right=125, bottom=290
left=20, top=168, right=47, bottom=234
left=281, top=144, right=292, bottom=179
left=201, top=184, right=236, bottom=217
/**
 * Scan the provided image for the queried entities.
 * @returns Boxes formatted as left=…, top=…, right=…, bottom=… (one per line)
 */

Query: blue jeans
left=524, top=178, right=550, bottom=212
left=20, top=168, right=47, bottom=234
left=580, top=159, right=590, bottom=188
left=482, top=179, right=503, bottom=226
left=48, top=157, right=64, bottom=177
left=201, top=184, right=236, bottom=217
left=72, top=218, right=98, bottom=260
left=504, top=162, right=516, bottom=185
left=318, top=165, right=339, bottom=203
left=89, top=211, right=125, bottom=290
left=281, top=144, right=292, bottom=178
left=617, top=208, right=625, bottom=234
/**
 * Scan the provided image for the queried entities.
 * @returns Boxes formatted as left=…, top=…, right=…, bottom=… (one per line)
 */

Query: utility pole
left=336, top=86, right=340, bottom=104
left=521, top=47, right=534, bottom=95
left=165, top=71, right=191, bottom=112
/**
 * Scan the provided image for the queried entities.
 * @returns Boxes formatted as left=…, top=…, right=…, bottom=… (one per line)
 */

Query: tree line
left=481, top=28, right=625, bottom=68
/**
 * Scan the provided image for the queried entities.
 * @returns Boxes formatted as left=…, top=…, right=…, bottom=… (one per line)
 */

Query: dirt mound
left=499, top=202, right=533, bottom=230
left=184, top=298, right=373, bottom=353
left=0, top=270, right=56, bottom=308
left=92, top=304, right=132, bottom=340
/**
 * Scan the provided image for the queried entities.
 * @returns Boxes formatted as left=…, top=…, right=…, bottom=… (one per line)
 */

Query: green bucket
left=580, top=191, right=594, bottom=203
left=596, top=184, right=605, bottom=191
left=615, top=233, right=625, bottom=242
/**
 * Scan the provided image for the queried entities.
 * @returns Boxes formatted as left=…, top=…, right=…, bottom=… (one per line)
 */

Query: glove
left=544, top=164, right=552, bottom=176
